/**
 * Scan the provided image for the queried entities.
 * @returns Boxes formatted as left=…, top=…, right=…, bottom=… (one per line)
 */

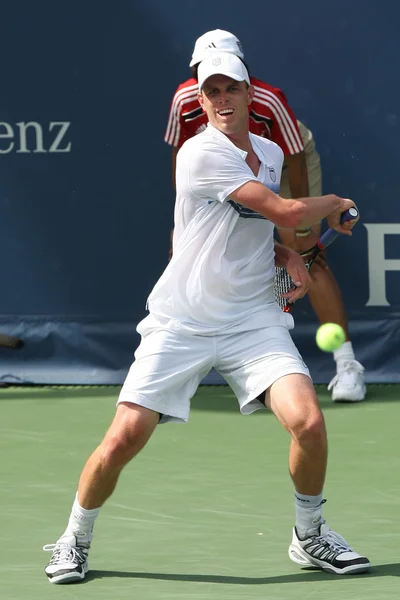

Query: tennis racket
left=0, top=334, right=24, bottom=349
left=274, top=207, right=358, bottom=312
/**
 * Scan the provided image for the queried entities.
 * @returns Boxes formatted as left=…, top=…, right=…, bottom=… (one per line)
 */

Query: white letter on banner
left=364, top=223, right=400, bottom=306
left=16, top=122, right=46, bottom=153
left=48, top=122, right=71, bottom=152
left=0, top=122, right=15, bottom=154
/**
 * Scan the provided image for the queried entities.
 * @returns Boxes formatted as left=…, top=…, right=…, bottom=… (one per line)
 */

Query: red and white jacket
left=164, top=76, right=304, bottom=155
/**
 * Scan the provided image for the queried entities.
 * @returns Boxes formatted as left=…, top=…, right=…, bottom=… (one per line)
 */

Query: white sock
left=294, top=491, right=324, bottom=539
left=62, top=493, right=100, bottom=539
left=333, top=340, right=355, bottom=371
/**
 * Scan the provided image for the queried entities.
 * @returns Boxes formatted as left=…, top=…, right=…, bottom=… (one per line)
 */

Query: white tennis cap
left=189, top=29, right=244, bottom=67
left=198, top=53, right=250, bottom=90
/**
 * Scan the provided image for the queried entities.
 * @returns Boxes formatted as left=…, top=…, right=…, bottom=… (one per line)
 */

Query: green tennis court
left=1, top=385, right=400, bottom=599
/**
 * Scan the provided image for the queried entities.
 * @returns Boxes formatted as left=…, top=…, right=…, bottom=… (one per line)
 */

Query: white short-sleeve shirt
left=146, top=124, right=292, bottom=334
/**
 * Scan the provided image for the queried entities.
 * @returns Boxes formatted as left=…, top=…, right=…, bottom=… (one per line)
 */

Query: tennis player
left=43, top=53, right=369, bottom=584
left=165, top=29, right=366, bottom=403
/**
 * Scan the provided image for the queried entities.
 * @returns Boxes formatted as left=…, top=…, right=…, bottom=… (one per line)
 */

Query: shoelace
left=328, top=360, right=365, bottom=391
left=314, top=528, right=353, bottom=553
left=43, top=542, right=88, bottom=566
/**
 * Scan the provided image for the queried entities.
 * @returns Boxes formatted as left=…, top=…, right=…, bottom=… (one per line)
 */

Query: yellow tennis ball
left=316, top=323, right=346, bottom=352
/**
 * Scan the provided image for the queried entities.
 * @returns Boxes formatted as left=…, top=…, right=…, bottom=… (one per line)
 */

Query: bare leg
left=267, top=374, right=370, bottom=573
left=77, top=403, right=160, bottom=509
left=265, top=373, right=327, bottom=494
left=44, top=403, right=161, bottom=584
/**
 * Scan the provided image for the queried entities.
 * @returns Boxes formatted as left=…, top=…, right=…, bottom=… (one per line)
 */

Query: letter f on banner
left=364, top=223, right=400, bottom=306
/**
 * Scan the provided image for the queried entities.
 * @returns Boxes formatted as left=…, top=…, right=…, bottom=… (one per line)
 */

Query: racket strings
left=274, top=267, right=294, bottom=310
left=274, top=255, right=313, bottom=310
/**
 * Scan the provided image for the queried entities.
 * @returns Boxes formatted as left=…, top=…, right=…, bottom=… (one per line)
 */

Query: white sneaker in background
left=328, top=360, right=366, bottom=402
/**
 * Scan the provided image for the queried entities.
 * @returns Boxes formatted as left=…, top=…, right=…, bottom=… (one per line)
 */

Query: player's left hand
left=281, top=247, right=312, bottom=303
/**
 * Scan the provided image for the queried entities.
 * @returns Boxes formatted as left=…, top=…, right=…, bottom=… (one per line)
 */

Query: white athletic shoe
left=289, top=523, right=370, bottom=574
left=328, top=360, right=366, bottom=402
left=44, top=534, right=91, bottom=584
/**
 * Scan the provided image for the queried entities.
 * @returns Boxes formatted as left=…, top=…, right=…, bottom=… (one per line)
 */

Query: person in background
left=164, top=29, right=366, bottom=403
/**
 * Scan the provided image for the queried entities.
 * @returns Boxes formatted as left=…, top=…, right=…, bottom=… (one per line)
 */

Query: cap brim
left=199, top=71, right=247, bottom=89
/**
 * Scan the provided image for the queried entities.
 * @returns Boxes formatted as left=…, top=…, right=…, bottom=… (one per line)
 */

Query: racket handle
left=319, top=207, right=359, bottom=248
left=341, top=207, right=358, bottom=224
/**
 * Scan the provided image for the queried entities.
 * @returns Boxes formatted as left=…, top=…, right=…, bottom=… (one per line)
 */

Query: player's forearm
left=230, top=182, right=345, bottom=229
left=292, top=195, right=345, bottom=228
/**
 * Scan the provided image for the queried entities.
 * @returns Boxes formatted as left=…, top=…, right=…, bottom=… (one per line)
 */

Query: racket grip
left=319, top=207, right=359, bottom=248
left=340, top=207, right=358, bottom=224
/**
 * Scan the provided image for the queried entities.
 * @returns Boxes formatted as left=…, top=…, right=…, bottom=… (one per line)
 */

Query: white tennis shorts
left=117, top=314, right=310, bottom=423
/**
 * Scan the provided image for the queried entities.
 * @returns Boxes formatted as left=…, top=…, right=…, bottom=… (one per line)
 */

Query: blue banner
left=1, top=0, right=399, bottom=384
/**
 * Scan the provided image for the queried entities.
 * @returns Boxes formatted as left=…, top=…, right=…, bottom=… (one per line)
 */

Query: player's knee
left=99, top=435, right=137, bottom=469
left=98, top=403, right=158, bottom=470
left=100, top=423, right=151, bottom=469
left=292, top=410, right=326, bottom=446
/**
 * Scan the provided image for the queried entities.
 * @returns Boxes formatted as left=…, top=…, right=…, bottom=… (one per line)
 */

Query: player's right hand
left=327, top=198, right=360, bottom=236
